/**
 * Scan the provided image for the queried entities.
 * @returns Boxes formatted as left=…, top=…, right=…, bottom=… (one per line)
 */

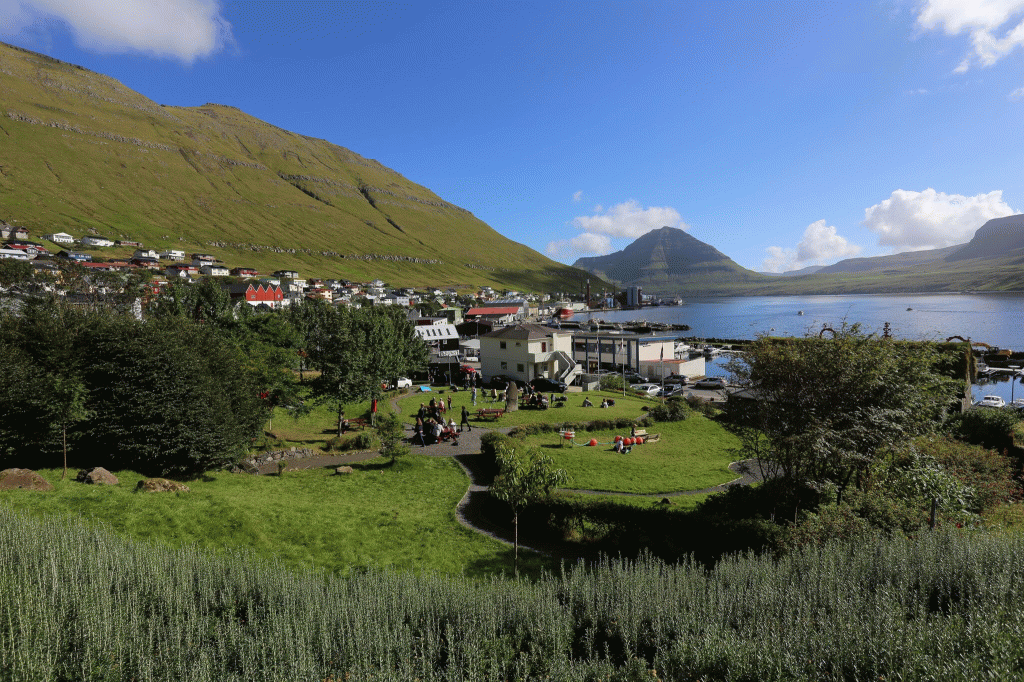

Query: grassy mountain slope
left=0, top=42, right=597, bottom=291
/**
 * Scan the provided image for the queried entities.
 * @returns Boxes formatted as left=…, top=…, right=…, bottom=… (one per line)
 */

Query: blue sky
left=3, top=0, right=1024, bottom=272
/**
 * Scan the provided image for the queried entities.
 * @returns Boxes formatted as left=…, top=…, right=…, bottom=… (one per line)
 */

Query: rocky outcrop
left=75, top=467, right=118, bottom=485
left=135, top=478, right=190, bottom=493
left=0, top=468, right=53, bottom=491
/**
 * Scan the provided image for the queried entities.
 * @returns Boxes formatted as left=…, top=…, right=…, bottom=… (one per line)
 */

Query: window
left=500, top=341, right=506, bottom=349
left=541, top=342, right=547, bottom=352
left=517, top=364, right=525, bottom=373
left=515, top=342, right=521, bottom=347
left=500, top=361, right=507, bottom=370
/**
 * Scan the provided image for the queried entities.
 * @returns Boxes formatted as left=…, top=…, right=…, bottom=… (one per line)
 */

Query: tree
left=305, top=305, right=429, bottom=436
left=375, top=413, right=408, bottom=464
left=726, top=324, right=960, bottom=502
left=489, top=443, right=568, bottom=577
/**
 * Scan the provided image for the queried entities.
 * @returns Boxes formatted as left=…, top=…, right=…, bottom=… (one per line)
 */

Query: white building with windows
left=479, top=324, right=577, bottom=385
left=43, top=232, right=74, bottom=244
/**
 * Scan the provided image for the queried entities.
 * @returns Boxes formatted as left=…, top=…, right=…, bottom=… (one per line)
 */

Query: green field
left=396, top=388, right=658, bottom=427
left=0, top=459, right=544, bottom=578
left=526, top=416, right=741, bottom=493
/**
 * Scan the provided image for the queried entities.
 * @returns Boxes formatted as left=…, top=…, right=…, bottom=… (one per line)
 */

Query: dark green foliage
left=726, top=325, right=960, bottom=494
left=303, top=302, right=429, bottom=435
left=647, top=396, right=692, bottom=422
left=78, top=317, right=266, bottom=476
left=0, top=304, right=268, bottom=476
left=945, top=407, right=1023, bottom=457
left=375, top=413, right=409, bottom=463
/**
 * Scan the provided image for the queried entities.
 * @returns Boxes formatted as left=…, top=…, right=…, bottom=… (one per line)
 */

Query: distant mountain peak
left=572, top=226, right=761, bottom=293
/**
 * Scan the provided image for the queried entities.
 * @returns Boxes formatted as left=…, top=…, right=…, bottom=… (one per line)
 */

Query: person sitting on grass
left=600, top=398, right=609, bottom=408
left=582, top=397, right=593, bottom=407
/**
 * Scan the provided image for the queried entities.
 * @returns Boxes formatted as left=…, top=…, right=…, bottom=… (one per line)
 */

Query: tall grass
left=3, top=504, right=1024, bottom=680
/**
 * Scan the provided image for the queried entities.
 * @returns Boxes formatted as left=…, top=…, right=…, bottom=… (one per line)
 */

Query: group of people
left=580, top=397, right=616, bottom=408
left=413, top=398, right=473, bottom=446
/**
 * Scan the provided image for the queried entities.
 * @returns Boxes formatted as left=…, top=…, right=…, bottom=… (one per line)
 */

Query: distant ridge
left=0, top=41, right=599, bottom=291
left=573, top=216, right=1024, bottom=295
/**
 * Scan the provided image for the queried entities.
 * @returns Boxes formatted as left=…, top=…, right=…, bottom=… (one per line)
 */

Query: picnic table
left=476, top=408, right=505, bottom=420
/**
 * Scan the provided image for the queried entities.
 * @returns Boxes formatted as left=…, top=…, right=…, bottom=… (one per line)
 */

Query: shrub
left=945, top=408, right=1023, bottom=457
left=917, top=434, right=1022, bottom=512
left=648, top=397, right=691, bottom=422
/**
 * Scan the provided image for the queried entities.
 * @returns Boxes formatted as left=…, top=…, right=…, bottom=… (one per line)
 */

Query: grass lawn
left=258, top=391, right=398, bottom=452
left=521, top=416, right=742, bottom=494
left=396, top=388, right=657, bottom=428
left=0, top=456, right=547, bottom=579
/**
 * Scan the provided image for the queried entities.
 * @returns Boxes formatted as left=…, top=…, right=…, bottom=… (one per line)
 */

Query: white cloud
left=1, top=0, right=232, bottom=63
left=572, top=190, right=583, bottom=202
left=762, top=246, right=798, bottom=274
left=1010, top=86, right=1024, bottom=100
left=571, top=199, right=687, bottom=239
left=546, top=232, right=612, bottom=260
left=761, top=220, right=861, bottom=273
left=862, top=188, right=1015, bottom=250
left=917, top=0, right=1024, bottom=72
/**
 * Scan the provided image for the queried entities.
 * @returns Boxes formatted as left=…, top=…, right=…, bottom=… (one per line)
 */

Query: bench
left=630, top=429, right=661, bottom=443
left=477, top=408, right=505, bottom=420
left=341, top=418, right=369, bottom=432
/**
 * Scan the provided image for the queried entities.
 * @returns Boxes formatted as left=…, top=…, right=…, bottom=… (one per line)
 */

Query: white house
left=159, top=249, right=185, bottom=261
left=43, top=232, right=74, bottom=244
left=0, top=248, right=31, bottom=260
left=571, top=332, right=705, bottom=380
left=480, top=324, right=576, bottom=385
left=80, top=236, right=114, bottom=247
left=199, top=264, right=230, bottom=277
left=133, top=249, right=159, bottom=260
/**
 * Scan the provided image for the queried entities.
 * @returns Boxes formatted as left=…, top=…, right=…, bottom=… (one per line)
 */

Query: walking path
left=254, top=395, right=764, bottom=558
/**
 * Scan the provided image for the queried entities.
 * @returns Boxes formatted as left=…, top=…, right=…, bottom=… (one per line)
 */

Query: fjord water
left=595, top=292, right=1024, bottom=405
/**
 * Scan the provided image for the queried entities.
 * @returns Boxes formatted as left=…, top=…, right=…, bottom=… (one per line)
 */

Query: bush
left=648, top=397, right=692, bottom=422
left=917, top=434, right=1022, bottom=512
left=946, top=408, right=1023, bottom=457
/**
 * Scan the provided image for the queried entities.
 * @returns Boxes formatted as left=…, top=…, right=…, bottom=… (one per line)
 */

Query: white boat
left=976, top=395, right=1006, bottom=408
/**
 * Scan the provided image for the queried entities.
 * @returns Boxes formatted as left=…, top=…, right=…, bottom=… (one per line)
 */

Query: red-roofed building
left=226, top=282, right=285, bottom=309
left=464, top=306, right=524, bottom=326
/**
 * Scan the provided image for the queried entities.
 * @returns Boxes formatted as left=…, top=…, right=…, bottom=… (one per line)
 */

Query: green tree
left=375, top=413, right=408, bottom=464
left=489, top=443, right=568, bottom=577
left=306, top=305, right=428, bottom=436
left=47, top=374, right=90, bottom=480
left=726, top=324, right=960, bottom=502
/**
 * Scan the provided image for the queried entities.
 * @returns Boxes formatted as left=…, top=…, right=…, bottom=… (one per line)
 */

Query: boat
left=555, top=307, right=574, bottom=320
left=797, top=310, right=804, bottom=315
left=976, top=395, right=1006, bottom=408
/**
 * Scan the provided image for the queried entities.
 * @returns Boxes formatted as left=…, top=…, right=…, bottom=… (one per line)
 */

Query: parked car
left=530, top=377, right=567, bottom=393
left=391, top=377, right=413, bottom=389
left=693, top=377, right=727, bottom=390
left=622, top=371, right=646, bottom=384
left=665, top=374, right=689, bottom=385
left=629, top=383, right=661, bottom=395
left=486, top=374, right=526, bottom=390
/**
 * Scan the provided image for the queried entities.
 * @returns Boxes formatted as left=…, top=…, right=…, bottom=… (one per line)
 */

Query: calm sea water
left=591, top=293, right=1024, bottom=405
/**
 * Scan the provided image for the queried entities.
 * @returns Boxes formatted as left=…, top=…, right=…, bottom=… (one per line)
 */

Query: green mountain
left=572, top=226, right=767, bottom=295
left=0, top=42, right=597, bottom=292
